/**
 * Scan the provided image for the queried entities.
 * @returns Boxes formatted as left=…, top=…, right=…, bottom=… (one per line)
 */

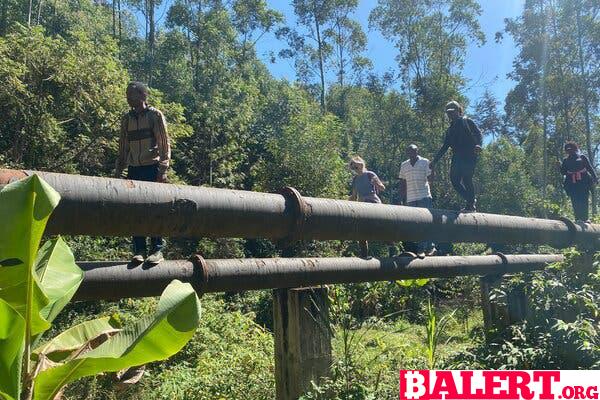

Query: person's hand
left=474, top=145, right=482, bottom=154
left=157, top=173, right=168, bottom=183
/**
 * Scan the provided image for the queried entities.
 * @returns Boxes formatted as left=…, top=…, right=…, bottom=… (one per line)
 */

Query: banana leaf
left=0, top=298, right=25, bottom=400
left=33, top=280, right=201, bottom=400
left=33, top=317, right=121, bottom=363
left=35, top=237, right=83, bottom=324
left=0, top=175, right=60, bottom=337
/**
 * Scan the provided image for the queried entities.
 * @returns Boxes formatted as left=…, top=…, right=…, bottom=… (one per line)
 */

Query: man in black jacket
left=430, top=100, right=482, bottom=212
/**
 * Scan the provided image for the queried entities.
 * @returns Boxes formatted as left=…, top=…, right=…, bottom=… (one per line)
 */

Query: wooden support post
left=480, top=274, right=502, bottom=341
left=480, top=274, right=528, bottom=341
left=575, top=251, right=595, bottom=274
left=273, top=287, right=332, bottom=400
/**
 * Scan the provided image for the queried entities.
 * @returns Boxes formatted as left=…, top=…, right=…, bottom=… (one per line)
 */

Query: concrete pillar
left=273, top=287, right=332, bottom=400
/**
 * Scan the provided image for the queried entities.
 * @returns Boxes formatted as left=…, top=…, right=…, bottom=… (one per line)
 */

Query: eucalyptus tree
left=323, top=0, right=370, bottom=88
left=164, top=0, right=283, bottom=188
left=277, top=0, right=334, bottom=111
left=503, top=0, right=599, bottom=213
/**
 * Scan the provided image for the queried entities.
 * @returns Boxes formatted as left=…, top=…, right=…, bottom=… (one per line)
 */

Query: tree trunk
left=148, top=0, right=155, bottom=85
left=576, top=2, right=596, bottom=215
left=36, top=0, right=43, bottom=25
left=28, top=0, right=33, bottom=26
left=314, top=16, right=326, bottom=112
left=337, top=21, right=344, bottom=87
left=0, top=0, right=8, bottom=35
left=112, top=0, right=116, bottom=37
left=118, top=0, right=122, bottom=45
left=540, top=0, right=548, bottom=218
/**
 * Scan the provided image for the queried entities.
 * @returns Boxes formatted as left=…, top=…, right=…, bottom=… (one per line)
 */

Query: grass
left=331, top=305, right=482, bottom=368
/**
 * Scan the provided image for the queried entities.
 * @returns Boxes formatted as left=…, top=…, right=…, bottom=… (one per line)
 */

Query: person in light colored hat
left=431, top=100, right=482, bottom=212
left=399, top=144, right=436, bottom=257
left=349, top=156, right=385, bottom=257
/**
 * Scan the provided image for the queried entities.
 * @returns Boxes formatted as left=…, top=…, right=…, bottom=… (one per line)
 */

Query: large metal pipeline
left=74, top=254, right=564, bottom=300
left=1, top=169, right=598, bottom=248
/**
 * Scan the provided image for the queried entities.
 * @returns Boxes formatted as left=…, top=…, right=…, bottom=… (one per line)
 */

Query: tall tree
left=165, top=0, right=283, bottom=187
left=573, top=0, right=599, bottom=214
left=127, top=0, right=163, bottom=83
left=323, top=0, right=370, bottom=87
left=474, top=90, right=503, bottom=140
left=231, top=0, right=283, bottom=65
left=277, top=0, right=334, bottom=111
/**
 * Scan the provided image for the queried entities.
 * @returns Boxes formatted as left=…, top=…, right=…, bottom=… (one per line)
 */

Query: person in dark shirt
left=430, top=100, right=482, bottom=212
left=559, top=141, right=597, bottom=223
left=349, top=156, right=385, bottom=257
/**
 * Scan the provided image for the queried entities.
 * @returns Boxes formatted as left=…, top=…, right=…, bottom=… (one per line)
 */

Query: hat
left=445, top=100, right=462, bottom=113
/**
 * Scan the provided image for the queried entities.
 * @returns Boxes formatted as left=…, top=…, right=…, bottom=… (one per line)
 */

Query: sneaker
left=426, top=247, right=438, bottom=256
left=416, top=252, right=426, bottom=259
left=131, top=254, right=144, bottom=264
left=146, top=250, right=164, bottom=265
left=460, top=204, right=476, bottom=213
left=398, top=251, right=417, bottom=258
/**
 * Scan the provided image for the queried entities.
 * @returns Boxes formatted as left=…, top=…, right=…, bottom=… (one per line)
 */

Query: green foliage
left=33, top=280, right=201, bottom=400
left=370, top=0, right=484, bottom=115
left=1, top=1, right=599, bottom=397
left=476, top=138, right=543, bottom=216
left=253, top=86, right=349, bottom=198
left=0, top=26, right=128, bottom=174
left=503, top=0, right=599, bottom=209
left=67, top=295, right=275, bottom=400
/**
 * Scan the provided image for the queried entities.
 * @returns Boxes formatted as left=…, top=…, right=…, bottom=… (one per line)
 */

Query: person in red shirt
left=559, top=141, right=597, bottom=223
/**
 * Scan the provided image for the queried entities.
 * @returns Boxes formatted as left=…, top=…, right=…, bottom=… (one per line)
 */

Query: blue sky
left=254, top=0, right=525, bottom=112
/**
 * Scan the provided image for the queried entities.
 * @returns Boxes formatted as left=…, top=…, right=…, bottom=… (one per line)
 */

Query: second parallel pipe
left=75, top=254, right=564, bottom=300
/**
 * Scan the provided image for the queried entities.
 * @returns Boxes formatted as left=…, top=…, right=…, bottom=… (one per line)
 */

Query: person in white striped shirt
left=399, top=144, right=436, bottom=257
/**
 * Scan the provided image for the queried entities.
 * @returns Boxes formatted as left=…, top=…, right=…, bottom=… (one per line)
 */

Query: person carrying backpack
left=430, top=100, right=482, bottom=212
left=559, top=141, right=597, bottom=223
